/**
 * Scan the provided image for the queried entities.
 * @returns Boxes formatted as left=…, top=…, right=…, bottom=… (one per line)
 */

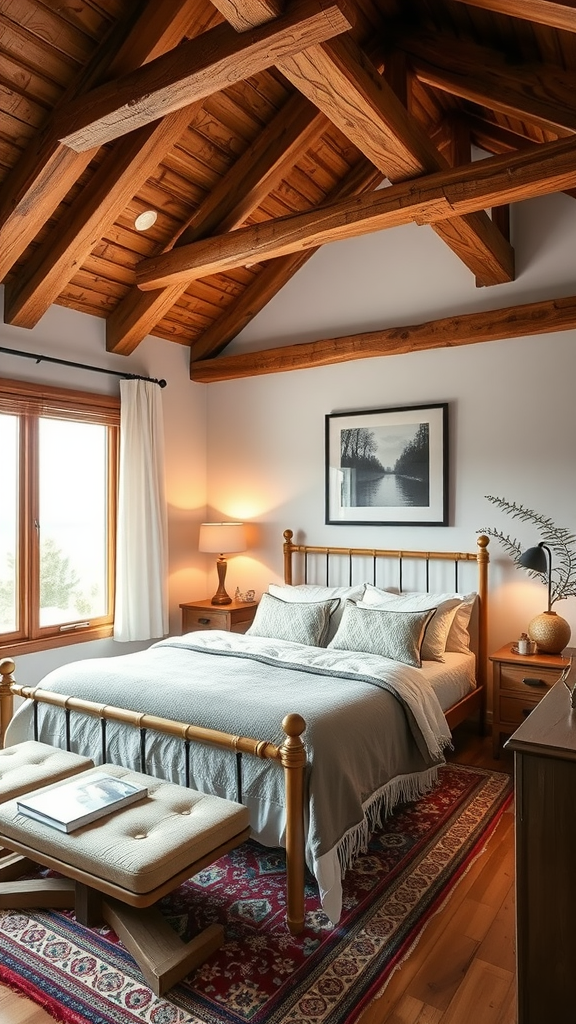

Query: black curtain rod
left=0, top=345, right=167, bottom=388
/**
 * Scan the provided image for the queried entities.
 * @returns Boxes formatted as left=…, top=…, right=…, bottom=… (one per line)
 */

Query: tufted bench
left=0, top=762, right=251, bottom=994
left=0, top=741, right=93, bottom=889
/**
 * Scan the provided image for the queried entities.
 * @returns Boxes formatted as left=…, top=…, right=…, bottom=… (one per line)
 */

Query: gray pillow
left=327, top=601, right=436, bottom=668
left=246, top=592, right=339, bottom=647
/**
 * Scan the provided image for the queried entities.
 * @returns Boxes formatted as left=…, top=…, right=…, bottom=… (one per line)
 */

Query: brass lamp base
left=210, top=556, right=232, bottom=605
left=528, top=611, right=572, bottom=655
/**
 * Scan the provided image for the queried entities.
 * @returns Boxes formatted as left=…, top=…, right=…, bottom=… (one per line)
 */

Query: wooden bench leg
left=102, top=897, right=224, bottom=996
left=75, top=882, right=103, bottom=926
left=0, top=876, right=75, bottom=910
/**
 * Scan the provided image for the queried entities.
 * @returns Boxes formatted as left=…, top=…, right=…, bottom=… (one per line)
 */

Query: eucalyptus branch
left=479, top=496, right=576, bottom=605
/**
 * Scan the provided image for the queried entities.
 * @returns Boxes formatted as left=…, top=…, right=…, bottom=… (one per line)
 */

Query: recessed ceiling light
left=135, top=210, right=157, bottom=231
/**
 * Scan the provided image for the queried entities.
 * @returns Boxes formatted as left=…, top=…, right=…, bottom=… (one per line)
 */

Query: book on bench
left=16, top=772, right=148, bottom=833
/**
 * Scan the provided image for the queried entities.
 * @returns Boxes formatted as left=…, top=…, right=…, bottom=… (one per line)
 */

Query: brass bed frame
left=0, top=531, right=489, bottom=935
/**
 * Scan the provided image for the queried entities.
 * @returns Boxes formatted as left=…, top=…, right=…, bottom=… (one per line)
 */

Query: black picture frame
left=325, top=403, right=449, bottom=527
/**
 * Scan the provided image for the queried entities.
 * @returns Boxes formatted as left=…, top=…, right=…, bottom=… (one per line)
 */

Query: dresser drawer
left=499, top=663, right=559, bottom=698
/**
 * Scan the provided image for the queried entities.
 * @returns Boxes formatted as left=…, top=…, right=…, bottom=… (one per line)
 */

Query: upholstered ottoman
left=0, top=763, right=251, bottom=994
left=0, top=740, right=93, bottom=889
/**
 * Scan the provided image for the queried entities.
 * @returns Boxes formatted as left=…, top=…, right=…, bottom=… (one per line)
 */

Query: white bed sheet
left=421, top=651, right=476, bottom=712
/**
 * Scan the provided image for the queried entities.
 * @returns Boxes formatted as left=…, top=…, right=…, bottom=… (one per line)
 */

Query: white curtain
left=114, top=379, right=169, bottom=641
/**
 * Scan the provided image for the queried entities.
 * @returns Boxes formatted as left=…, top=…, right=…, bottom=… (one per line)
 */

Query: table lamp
left=519, top=541, right=571, bottom=653
left=199, top=522, right=246, bottom=605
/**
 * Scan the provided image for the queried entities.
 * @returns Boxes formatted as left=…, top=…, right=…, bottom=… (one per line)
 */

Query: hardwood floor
left=0, top=726, right=515, bottom=1024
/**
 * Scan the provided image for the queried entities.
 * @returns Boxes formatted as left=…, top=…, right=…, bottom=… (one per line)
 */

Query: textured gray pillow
left=247, top=592, right=339, bottom=647
left=327, top=601, right=436, bottom=667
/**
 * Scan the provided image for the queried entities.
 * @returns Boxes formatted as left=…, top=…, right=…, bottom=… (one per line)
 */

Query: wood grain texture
left=189, top=293, right=576, bottom=380
left=106, top=92, right=326, bottom=354
left=449, top=0, right=576, bottom=34
left=404, top=31, right=576, bottom=135
left=139, top=135, right=576, bottom=288
left=55, top=0, right=354, bottom=151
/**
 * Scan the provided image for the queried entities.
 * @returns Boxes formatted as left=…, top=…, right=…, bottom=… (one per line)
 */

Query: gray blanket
left=6, top=631, right=451, bottom=921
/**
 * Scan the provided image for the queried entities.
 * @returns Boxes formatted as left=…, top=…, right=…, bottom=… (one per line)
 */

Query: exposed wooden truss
left=2, top=0, right=576, bottom=379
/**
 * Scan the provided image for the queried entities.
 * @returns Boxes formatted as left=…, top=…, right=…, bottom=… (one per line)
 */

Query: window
left=0, top=378, right=119, bottom=655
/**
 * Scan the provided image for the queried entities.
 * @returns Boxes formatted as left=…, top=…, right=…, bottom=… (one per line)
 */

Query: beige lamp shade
left=198, top=522, right=246, bottom=554
left=199, top=522, right=246, bottom=605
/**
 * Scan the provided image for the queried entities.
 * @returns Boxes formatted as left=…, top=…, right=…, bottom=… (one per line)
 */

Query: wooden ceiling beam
left=402, top=32, right=576, bottom=136
left=215, top=0, right=515, bottom=285
left=3, top=103, right=205, bottom=329
left=137, top=135, right=576, bottom=289
left=188, top=157, right=383, bottom=362
left=189, top=293, right=576, bottom=381
left=449, top=0, right=576, bottom=35
left=54, top=0, right=354, bottom=152
left=105, top=92, right=327, bottom=355
left=0, top=0, right=205, bottom=283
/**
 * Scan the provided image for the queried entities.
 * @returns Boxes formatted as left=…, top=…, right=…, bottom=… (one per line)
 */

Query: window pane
left=0, top=414, right=18, bottom=633
left=39, top=418, right=108, bottom=627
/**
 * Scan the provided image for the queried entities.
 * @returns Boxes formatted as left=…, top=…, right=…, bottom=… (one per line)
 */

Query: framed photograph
left=325, top=403, right=448, bottom=527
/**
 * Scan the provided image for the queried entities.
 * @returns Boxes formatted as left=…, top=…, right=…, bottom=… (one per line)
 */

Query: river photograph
left=340, top=422, right=430, bottom=509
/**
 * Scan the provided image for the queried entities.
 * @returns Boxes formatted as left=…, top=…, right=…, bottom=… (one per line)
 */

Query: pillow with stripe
left=247, top=592, right=339, bottom=647
left=327, top=601, right=436, bottom=668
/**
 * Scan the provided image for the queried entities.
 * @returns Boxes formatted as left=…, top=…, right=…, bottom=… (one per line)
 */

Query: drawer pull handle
left=522, top=677, right=545, bottom=687
left=198, top=617, right=211, bottom=625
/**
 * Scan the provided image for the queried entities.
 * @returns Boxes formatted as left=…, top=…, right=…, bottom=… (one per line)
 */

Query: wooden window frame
left=0, top=377, right=120, bottom=657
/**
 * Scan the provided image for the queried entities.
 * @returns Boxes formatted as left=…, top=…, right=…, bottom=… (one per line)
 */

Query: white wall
left=0, top=291, right=208, bottom=686
left=205, top=192, right=576, bottom=665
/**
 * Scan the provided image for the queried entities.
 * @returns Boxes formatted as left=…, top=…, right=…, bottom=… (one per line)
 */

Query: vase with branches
left=478, top=495, right=574, bottom=653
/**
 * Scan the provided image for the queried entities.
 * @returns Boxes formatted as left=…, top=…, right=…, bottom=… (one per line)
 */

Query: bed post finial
left=0, top=659, right=15, bottom=750
left=476, top=535, right=490, bottom=732
left=283, top=529, right=294, bottom=585
left=280, top=712, right=306, bottom=935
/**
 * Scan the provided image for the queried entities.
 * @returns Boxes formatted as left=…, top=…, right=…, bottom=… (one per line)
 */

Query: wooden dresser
left=506, top=675, right=576, bottom=1024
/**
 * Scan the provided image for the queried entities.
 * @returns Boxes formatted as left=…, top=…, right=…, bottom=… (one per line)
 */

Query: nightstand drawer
left=499, top=663, right=560, bottom=696
left=184, top=609, right=229, bottom=631
left=500, top=695, right=541, bottom=727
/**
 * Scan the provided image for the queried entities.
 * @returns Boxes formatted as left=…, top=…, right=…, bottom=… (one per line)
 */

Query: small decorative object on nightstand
left=180, top=598, right=258, bottom=635
left=490, top=642, right=573, bottom=757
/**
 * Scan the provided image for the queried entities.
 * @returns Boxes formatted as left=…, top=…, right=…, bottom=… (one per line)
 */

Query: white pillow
left=360, top=585, right=461, bottom=662
left=268, top=583, right=366, bottom=642
left=247, top=592, right=339, bottom=647
left=328, top=602, right=436, bottom=668
left=445, top=593, right=477, bottom=653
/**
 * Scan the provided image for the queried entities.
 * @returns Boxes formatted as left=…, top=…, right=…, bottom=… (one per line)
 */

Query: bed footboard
left=0, top=661, right=307, bottom=935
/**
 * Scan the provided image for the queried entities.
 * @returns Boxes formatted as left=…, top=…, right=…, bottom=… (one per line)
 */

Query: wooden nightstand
left=490, top=642, right=573, bottom=756
left=180, top=598, right=258, bottom=635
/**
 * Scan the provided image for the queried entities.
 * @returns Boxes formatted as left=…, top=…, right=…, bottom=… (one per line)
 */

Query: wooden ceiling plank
left=449, top=0, right=576, bottom=35
left=137, top=135, right=576, bottom=288
left=0, top=0, right=205, bottom=283
left=54, top=0, right=354, bottom=152
left=188, top=156, right=383, bottom=362
left=106, top=91, right=327, bottom=355
left=189, top=292, right=576, bottom=381
left=403, top=32, right=576, bottom=135
left=2, top=102, right=204, bottom=329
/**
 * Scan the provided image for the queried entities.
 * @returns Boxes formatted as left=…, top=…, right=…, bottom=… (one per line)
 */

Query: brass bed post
left=0, top=659, right=15, bottom=749
left=279, top=713, right=306, bottom=935
left=476, top=535, right=490, bottom=734
left=283, top=529, right=294, bottom=585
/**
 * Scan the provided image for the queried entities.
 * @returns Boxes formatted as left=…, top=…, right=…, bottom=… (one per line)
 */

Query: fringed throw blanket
left=5, top=632, right=451, bottom=923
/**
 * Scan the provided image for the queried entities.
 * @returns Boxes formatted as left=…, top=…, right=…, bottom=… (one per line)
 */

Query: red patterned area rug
left=0, top=763, right=512, bottom=1024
